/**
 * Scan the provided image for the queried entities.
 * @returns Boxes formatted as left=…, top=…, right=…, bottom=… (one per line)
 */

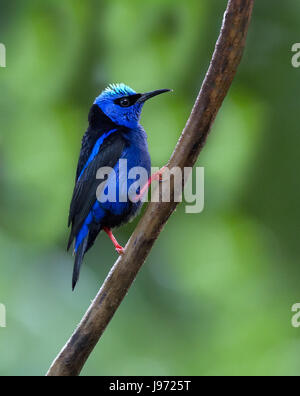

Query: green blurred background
left=0, top=0, right=300, bottom=376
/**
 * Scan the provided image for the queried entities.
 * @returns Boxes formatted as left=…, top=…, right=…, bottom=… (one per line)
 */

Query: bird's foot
left=115, top=245, right=125, bottom=255
left=134, top=166, right=167, bottom=201
left=103, top=227, right=125, bottom=255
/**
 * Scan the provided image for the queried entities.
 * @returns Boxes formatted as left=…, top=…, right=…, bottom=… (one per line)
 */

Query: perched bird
left=67, top=83, right=171, bottom=290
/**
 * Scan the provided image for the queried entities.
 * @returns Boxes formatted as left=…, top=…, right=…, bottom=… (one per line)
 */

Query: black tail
left=72, top=233, right=89, bottom=291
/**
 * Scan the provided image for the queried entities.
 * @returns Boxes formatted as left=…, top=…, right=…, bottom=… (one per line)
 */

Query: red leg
left=103, top=227, right=125, bottom=255
left=134, top=166, right=167, bottom=202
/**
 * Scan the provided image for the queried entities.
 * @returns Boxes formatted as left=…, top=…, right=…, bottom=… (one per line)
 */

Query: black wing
left=67, top=132, right=126, bottom=250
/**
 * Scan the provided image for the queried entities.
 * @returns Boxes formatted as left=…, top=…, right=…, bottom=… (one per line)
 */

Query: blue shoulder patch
left=78, top=128, right=117, bottom=181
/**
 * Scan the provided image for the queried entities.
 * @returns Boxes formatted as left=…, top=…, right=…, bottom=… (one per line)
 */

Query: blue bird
left=67, top=83, right=171, bottom=290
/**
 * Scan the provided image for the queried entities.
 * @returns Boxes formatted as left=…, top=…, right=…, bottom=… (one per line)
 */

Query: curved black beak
left=137, top=89, right=172, bottom=103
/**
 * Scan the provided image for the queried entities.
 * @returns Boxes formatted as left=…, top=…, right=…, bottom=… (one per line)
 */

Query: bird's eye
left=119, top=98, right=131, bottom=107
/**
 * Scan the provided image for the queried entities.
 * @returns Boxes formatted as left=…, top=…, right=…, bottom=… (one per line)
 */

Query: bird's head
left=94, top=83, right=171, bottom=128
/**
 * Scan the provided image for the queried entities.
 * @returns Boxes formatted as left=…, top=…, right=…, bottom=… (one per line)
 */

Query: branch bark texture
left=47, top=0, right=255, bottom=376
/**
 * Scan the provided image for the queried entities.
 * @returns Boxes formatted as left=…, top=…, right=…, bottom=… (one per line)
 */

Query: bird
left=67, top=83, right=171, bottom=290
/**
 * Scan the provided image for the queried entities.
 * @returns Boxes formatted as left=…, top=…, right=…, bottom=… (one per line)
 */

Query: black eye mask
left=114, top=94, right=142, bottom=107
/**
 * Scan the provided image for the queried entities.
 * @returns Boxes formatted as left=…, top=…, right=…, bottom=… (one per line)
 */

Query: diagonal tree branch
left=46, top=0, right=255, bottom=376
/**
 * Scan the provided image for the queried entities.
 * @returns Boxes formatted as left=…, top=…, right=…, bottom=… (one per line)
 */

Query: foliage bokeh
left=0, top=0, right=300, bottom=375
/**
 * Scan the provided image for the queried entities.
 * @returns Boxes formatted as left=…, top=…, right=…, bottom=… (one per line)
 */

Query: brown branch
left=46, top=0, right=255, bottom=376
